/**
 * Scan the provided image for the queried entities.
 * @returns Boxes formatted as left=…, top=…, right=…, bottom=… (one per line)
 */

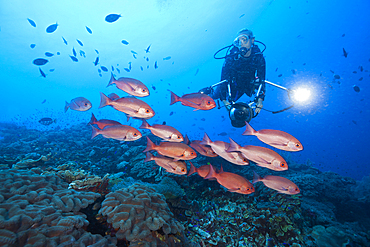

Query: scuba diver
left=199, top=28, right=266, bottom=128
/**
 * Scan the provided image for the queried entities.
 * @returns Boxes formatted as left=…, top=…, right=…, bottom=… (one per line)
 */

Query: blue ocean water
left=0, top=0, right=369, bottom=184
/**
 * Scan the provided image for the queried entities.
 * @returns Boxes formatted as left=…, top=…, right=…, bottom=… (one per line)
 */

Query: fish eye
left=181, top=168, right=185, bottom=172
left=177, top=136, right=181, bottom=139
left=295, top=143, right=301, bottom=147
left=142, top=89, right=147, bottom=92
left=146, top=109, right=150, bottom=113
left=133, top=133, right=137, bottom=136
left=243, top=158, right=248, bottom=162
left=84, top=103, right=88, bottom=106
left=295, top=188, right=299, bottom=191
left=280, top=162, right=286, bottom=167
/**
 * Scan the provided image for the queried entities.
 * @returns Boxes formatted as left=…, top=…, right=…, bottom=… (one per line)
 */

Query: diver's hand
left=222, top=100, right=232, bottom=111
left=255, top=98, right=263, bottom=114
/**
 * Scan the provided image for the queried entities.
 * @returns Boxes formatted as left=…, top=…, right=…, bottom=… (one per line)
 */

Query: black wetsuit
left=212, top=45, right=266, bottom=103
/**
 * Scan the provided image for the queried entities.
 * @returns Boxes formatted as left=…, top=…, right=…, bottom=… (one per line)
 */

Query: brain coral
left=99, top=183, right=185, bottom=247
left=0, top=169, right=116, bottom=246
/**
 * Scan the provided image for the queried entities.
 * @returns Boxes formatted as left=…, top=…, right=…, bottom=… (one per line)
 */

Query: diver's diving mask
left=233, top=35, right=250, bottom=47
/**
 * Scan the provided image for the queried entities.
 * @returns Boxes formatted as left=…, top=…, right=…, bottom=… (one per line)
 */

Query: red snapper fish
left=91, top=125, right=141, bottom=141
left=65, top=97, right=92, bottom=112
left=188, top=162, right=212, bottom=178
left=88, top=113, right=122, bottom=129
left=227, top=138, right=288, bottom=171
left=253, top=172, right=300, bottom=195
left=170, top=91, right=216, bottom=111
left=107, top=73, right=149, bottom=97
left=144, top=152, right=187, bottom=175
left=184, top=135, right=217, bottom=157
left=200, top=133, right=249, bottom=166
left=143, top=136, right=197, bottom=161
left=139, top=120, right=183, bottom=142
left=99, top=92, right=155, bottom=120
left=243, top=122, right=303, bottom=152
left=205, top=164, right=255, bottom=195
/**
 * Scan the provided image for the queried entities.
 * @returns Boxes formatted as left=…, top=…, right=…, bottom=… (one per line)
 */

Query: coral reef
left=0, top=169, right=116, bottom=246
left=98, top=183, right=186, bottom=247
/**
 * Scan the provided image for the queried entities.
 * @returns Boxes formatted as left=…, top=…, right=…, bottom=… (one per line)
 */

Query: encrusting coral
left=98, top=183, right=185, bottom=247
left=0, top=169, right=116, bottom=246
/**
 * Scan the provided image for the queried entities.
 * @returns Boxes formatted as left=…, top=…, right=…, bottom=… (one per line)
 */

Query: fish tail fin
left=143, top=136, right=156, bottom=152
left=204, top=164, right=216, bottom=180
left=242, top=121, right=257, bottom=136
left=187, top=162, right=197, bottom=177
left=89, top=113, right=97, bottom=125
left=107, top=73, right=116, bottom=87
left=183, top=134, right=190, bottom=145
left=64, top=101, right=69, bottom=112
left=139, top=119, right=150, bottom=129
left=144, top=152, right=154, bottom=162
left=91, top=125, right=100, bottom=139
left=227, top=138, right=241, bottom=152
left=99, top=92, right=111, bottom=108
left=219, top=164, right=224, bottom=173
left=252, top=171, right=262, bottom=184
left=199, top=132, right=211, bottom=146
left=170, top=91, right=180, bottom=105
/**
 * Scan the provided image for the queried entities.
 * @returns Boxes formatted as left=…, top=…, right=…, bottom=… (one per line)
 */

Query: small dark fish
left=239, top=14, right=245, bottom=18
left=121, top=40, right=129, bottom=45
left=95, top=49, right=99, bottom=54
left=200, top=118, right=206, bottom=121
left=303, top=63, right=306, bottom=65
left=62, top=36, right=68, bottom=45
left=218, top=132, right=227, bottom=136
left=39, top=117, right=56, bottom=126
left=45, top=52, right=54, bottom=57
left=145, top=44, right=151, bottom=53
left=98, top=69, right=102, bottom=73
left=154, top=61, right=158, bottom=69
left=111, top=66, right=114, bottom=71
left=163, top=56, right=171, bottom=60
left=131, top=50, right=138, bottom=54
left=33, top=58, right=48, bottom=66
left=41, top=99, right=46, bottom=104
left=128, top=62, right=132, bottom=70
left=133, top=54, right=137, bottom=59
left=352, top=120, right=357, bottom=125
left=353, top=71, right=357, bottom=74
left=199, top=127, right=204, bottom=130
left=46, top=23, right=58, bottom=33
left=86, top=26, right=92, bottom=34
left=194, top=68, right=199, bottom=76
left=333, top=74, right=340, bottom=79
left=27, top=18, right=36, bottom=27
left=147, top=65, right=149, bottom=69
left=275, top=68, right=278, bottom=72
left=105, top=14, right=121, bottom=23
left=99, top=74, right=102, bottom=77
left=320, top=73, right=322, bottom=76
left=69, top=56, right=78, bottom=62
left=49, top=69, right=55, bottom=72
left=278, top=74, right=282, bottom=77
left=162, top=121, right=166, bottom=125
left=79, top=50, right=85, bottom=57
left=342, top=48, right=348, bottom=58
left=327, top=84, right=333, bottom=89
left=342, top=34, right=345, bottom=37
left=140, top=66, right=143, bottom=71
left=353, top=85, right=360, bottom=92
left=76, top=39, right=83, bottom=46
left=72, top=47, right=76, bottom=57
left=57, top=52, right=60, bottom=55
left=30, top=44, right=36, bottom=49
left=169, top=111, right=174, bottom=116
left=152, top=85, right=156, bottom=90
left=101, top=66, right=108, bottom=72
left=146, top=57, right=149, bottom=62
left=39, top=68, right=46, bottom=77
left=359, top=77, right=363, bottom=81
left=291, top=69, right=296, bottom=74
left=124, top=68, right=130, bottom=72
left=94, top=57, right=99, bottom=66
left=330, top=70, right=335, bottom=73
left=359, top=66, right=364, bottom=72
left=116, top=68, right=120, bottom=73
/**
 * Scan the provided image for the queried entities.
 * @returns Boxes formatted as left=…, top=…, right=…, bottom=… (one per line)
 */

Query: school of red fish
left=66, top=73, right=303, bottom=195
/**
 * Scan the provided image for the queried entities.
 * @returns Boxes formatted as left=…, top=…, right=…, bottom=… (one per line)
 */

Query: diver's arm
left=220, top=58, right=234, bottom=101
left=256, top=54, right=266, bottom=100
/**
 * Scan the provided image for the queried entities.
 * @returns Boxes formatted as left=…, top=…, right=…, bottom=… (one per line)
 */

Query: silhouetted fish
left=239, top=14, right=245, bottom=18
left=124, top=68, right=130, bottom=72
left=41, top=99, right=46, bottom=104
left=72, top=47, right=76, bottom=57
left=359, top=77, right=363, bottom=81
left=95, top=49, right=99, bottom=54
left=30, top=44, right=36, bottom=49
left=80, top=50, right=85, bottom=57
left=39, top=118, right=56, bottom=125
left=111, top=66, right=114, bottom=71
left=342, top=34, right=345, bottom=37
left=46, top=23, right=58, bottom=33
left=121, top=40, right=129, bottom=45
left=49, top=69, right=55, bottom=72
left=105, top=14, right=121, bottom=23
left=133, top=54, right=137, bottom=59
left=353, top=85, right=360, bottom=92
left=27, top=18, right=36, bottom=27
left=131, top=50, right=138, bottom=54
left=146, top=57, right=149, bottom=62
left=218, top=132, right=227, bottom=136
left=39, top=68, right=46, bottom=77
left=116, top=68, right=121, bottom=73
left=45, top=52, right=54, bottom=57
left=94, top=57, right=99, bottom=66
left=333, top=74, right=340, bottom=79
left=278, top=74, right=282, bottom=77
left=98, top=69, right=102, bottom=73
left=33, top=58, right=48, bottom=66
left=145, top=44, right=151, bottom=53
left=86, top=26, right=92, bottom=34
left=152, top=85, right=156, bottom=90
left=57, top=52, right=60, bottom=55
left=70, top=56, right=78, bottom=62
left=154, top=61, right=158, bottom=69
left=163, top=56, right=171, bottom=60
left=101, top=66, right=108, bottom=72
left=76, top=39, right=83, bottom=46
left=359, top=66, right=364, bottom=72
left=62, top=36, right=68, bottom=45
left=342, top=48, right=348, bottom=58
left=194, top=68, right=199, bottom=76
left=128, top=62, right=131, bottom=70
left=140, top=66, right=143, bottom=71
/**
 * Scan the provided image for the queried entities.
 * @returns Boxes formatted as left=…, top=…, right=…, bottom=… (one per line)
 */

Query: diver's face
left=234, top=35, right=253, bottom=49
